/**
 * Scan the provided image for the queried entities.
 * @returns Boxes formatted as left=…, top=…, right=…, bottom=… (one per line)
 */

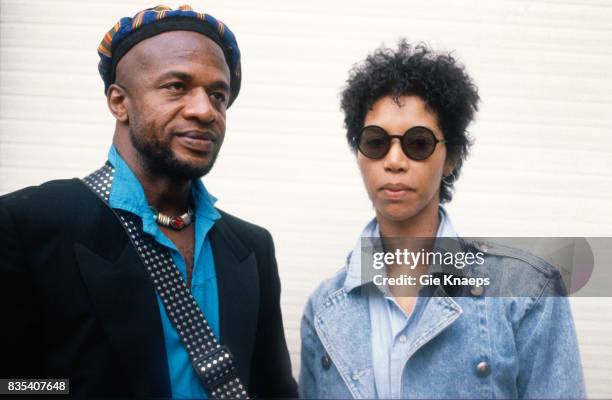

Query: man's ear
left=107, top=83, right=129, bottom=123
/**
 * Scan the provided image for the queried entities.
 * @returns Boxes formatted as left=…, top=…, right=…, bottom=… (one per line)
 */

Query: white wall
left=1, top=0, right=611, bottom=397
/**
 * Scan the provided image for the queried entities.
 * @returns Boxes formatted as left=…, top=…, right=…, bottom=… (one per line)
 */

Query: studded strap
left=83, top=163, right=249, bottom=399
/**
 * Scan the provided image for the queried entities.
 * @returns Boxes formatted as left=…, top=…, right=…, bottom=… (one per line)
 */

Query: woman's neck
left=377, top=199, right=441, bottom=238
left=377, top=200, right=442, bottom=301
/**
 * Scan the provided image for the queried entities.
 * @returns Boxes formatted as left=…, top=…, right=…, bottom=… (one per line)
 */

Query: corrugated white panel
left=1, top=0, right=611, bottom=396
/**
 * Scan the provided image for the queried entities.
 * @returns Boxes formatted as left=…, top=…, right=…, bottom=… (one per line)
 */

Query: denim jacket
left=299, top=219, right=586, bottom=399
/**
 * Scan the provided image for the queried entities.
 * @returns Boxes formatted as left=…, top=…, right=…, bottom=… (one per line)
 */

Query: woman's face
left=357, top=95, right=453, bottom=224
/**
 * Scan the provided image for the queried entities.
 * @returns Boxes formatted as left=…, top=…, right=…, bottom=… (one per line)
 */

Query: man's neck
left=137, top=171, right=193, bottom=216
left=114, top=140, right=193, bottom=216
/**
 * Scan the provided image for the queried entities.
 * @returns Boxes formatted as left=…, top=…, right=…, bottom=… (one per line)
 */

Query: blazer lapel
left=74, top=241, right=170, bottom=398
left=209, top=218, right=259, bottom=385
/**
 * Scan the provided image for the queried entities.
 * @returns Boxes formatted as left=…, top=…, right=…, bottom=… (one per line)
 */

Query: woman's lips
left=379, top=184, right=415, bottom=200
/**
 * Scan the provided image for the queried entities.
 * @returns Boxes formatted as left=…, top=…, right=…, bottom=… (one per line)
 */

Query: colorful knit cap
left=98, top=5, right=241, bottom=106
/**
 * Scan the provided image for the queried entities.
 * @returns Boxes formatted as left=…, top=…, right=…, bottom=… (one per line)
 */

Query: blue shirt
left=107, top=146, right=220, bottom=399
left=365, top=207, right=458, bottom=399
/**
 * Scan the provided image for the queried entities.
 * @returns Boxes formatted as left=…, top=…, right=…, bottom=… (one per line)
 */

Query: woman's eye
left=367, top=138, right=386, bottom=147
left=406, top=137, right=427, bottom=148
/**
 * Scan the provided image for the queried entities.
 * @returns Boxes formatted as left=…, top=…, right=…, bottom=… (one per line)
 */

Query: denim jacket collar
left=314, top=207, right=463, bottom=398
left=343, top=206, right=458, bottom=293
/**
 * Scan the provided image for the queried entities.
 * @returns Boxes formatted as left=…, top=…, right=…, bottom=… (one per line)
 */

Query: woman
left=299, top=41, right=585, bottom=399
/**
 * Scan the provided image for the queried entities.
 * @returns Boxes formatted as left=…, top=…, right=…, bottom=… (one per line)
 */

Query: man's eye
left=165, top=82, right=186, bottom=92
left=211, top=92, right=227, bottom=103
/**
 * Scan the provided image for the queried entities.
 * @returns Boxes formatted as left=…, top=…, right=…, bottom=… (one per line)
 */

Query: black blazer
left=0, top=178, right=297, bottom=398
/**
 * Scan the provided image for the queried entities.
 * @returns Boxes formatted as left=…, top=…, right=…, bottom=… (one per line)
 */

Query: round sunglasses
left=358, top=125, right=447, bottom=161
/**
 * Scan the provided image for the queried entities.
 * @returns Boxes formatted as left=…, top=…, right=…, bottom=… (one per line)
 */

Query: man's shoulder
left=215, top=208, right=272, bottom=243
left=0, top=178, right=109, bottom=237
left=212, top=209, right=278, bottom=261
left=1, top=178, right=95, bottom=213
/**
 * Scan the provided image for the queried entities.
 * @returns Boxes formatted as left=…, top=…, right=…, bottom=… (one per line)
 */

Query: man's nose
left=383, top=138, right=409, bottom=172
left=182, top=87, right=216, bottom=124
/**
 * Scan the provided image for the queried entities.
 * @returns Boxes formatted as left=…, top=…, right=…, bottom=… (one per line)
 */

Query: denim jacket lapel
left=312, top=214, right=464, bottom=398
left=313, top=285, right=463, bottom=399
left=404, top=289, right=463, bottom=359
left=314, top=288, right=376, bottom=399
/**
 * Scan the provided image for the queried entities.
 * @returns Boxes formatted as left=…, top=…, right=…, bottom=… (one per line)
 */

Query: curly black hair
left=340, top=40, right=480, bottom=203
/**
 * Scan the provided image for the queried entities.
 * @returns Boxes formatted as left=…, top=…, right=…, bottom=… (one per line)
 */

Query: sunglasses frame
left=358, top=125, right=447, bottom=161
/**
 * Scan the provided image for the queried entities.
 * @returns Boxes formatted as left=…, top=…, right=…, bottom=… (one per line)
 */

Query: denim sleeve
left=515, top=274, right=586, bottom=399
left=299, top=299, right=319, bottom=399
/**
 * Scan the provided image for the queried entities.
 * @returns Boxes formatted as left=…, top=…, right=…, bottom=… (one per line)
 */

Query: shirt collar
left=343, top=206, right=458, bottom=293
left=107, top=145, right=221, bottom=236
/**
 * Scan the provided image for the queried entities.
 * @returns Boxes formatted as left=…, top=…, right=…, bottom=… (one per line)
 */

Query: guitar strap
left=82, top=162, right=249, bottom=399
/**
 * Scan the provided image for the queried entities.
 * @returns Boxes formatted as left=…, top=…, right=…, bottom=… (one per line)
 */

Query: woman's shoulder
left=302, top=266, right=349, bottom=320
left=470, top=239, right=567, bottom=297
left=458, top=239, right=572, bottom=324
left=475, top=240, right=559, bottom=278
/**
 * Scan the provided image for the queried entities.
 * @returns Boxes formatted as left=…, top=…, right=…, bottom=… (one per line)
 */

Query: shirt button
left=321, top=355, right=332, bottom=370
left=399, top=335, right=407, bottom=343
left=476, top=361, right=491, bottom=377
left=470, top=285, right=485, bottom=297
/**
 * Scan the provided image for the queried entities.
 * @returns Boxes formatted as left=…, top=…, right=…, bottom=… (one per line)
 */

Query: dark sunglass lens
left=403, top=127, right=436, bottom=160
left=359, top=127, right=389, bottom=159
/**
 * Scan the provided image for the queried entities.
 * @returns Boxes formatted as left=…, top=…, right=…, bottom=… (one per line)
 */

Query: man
left=0, top=5, right=297, bottom=399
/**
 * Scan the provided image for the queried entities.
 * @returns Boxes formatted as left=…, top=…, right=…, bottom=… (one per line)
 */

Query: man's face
left=357, top=95, right=452, bottom=224
left=115, top=30, right=231, bottom=179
